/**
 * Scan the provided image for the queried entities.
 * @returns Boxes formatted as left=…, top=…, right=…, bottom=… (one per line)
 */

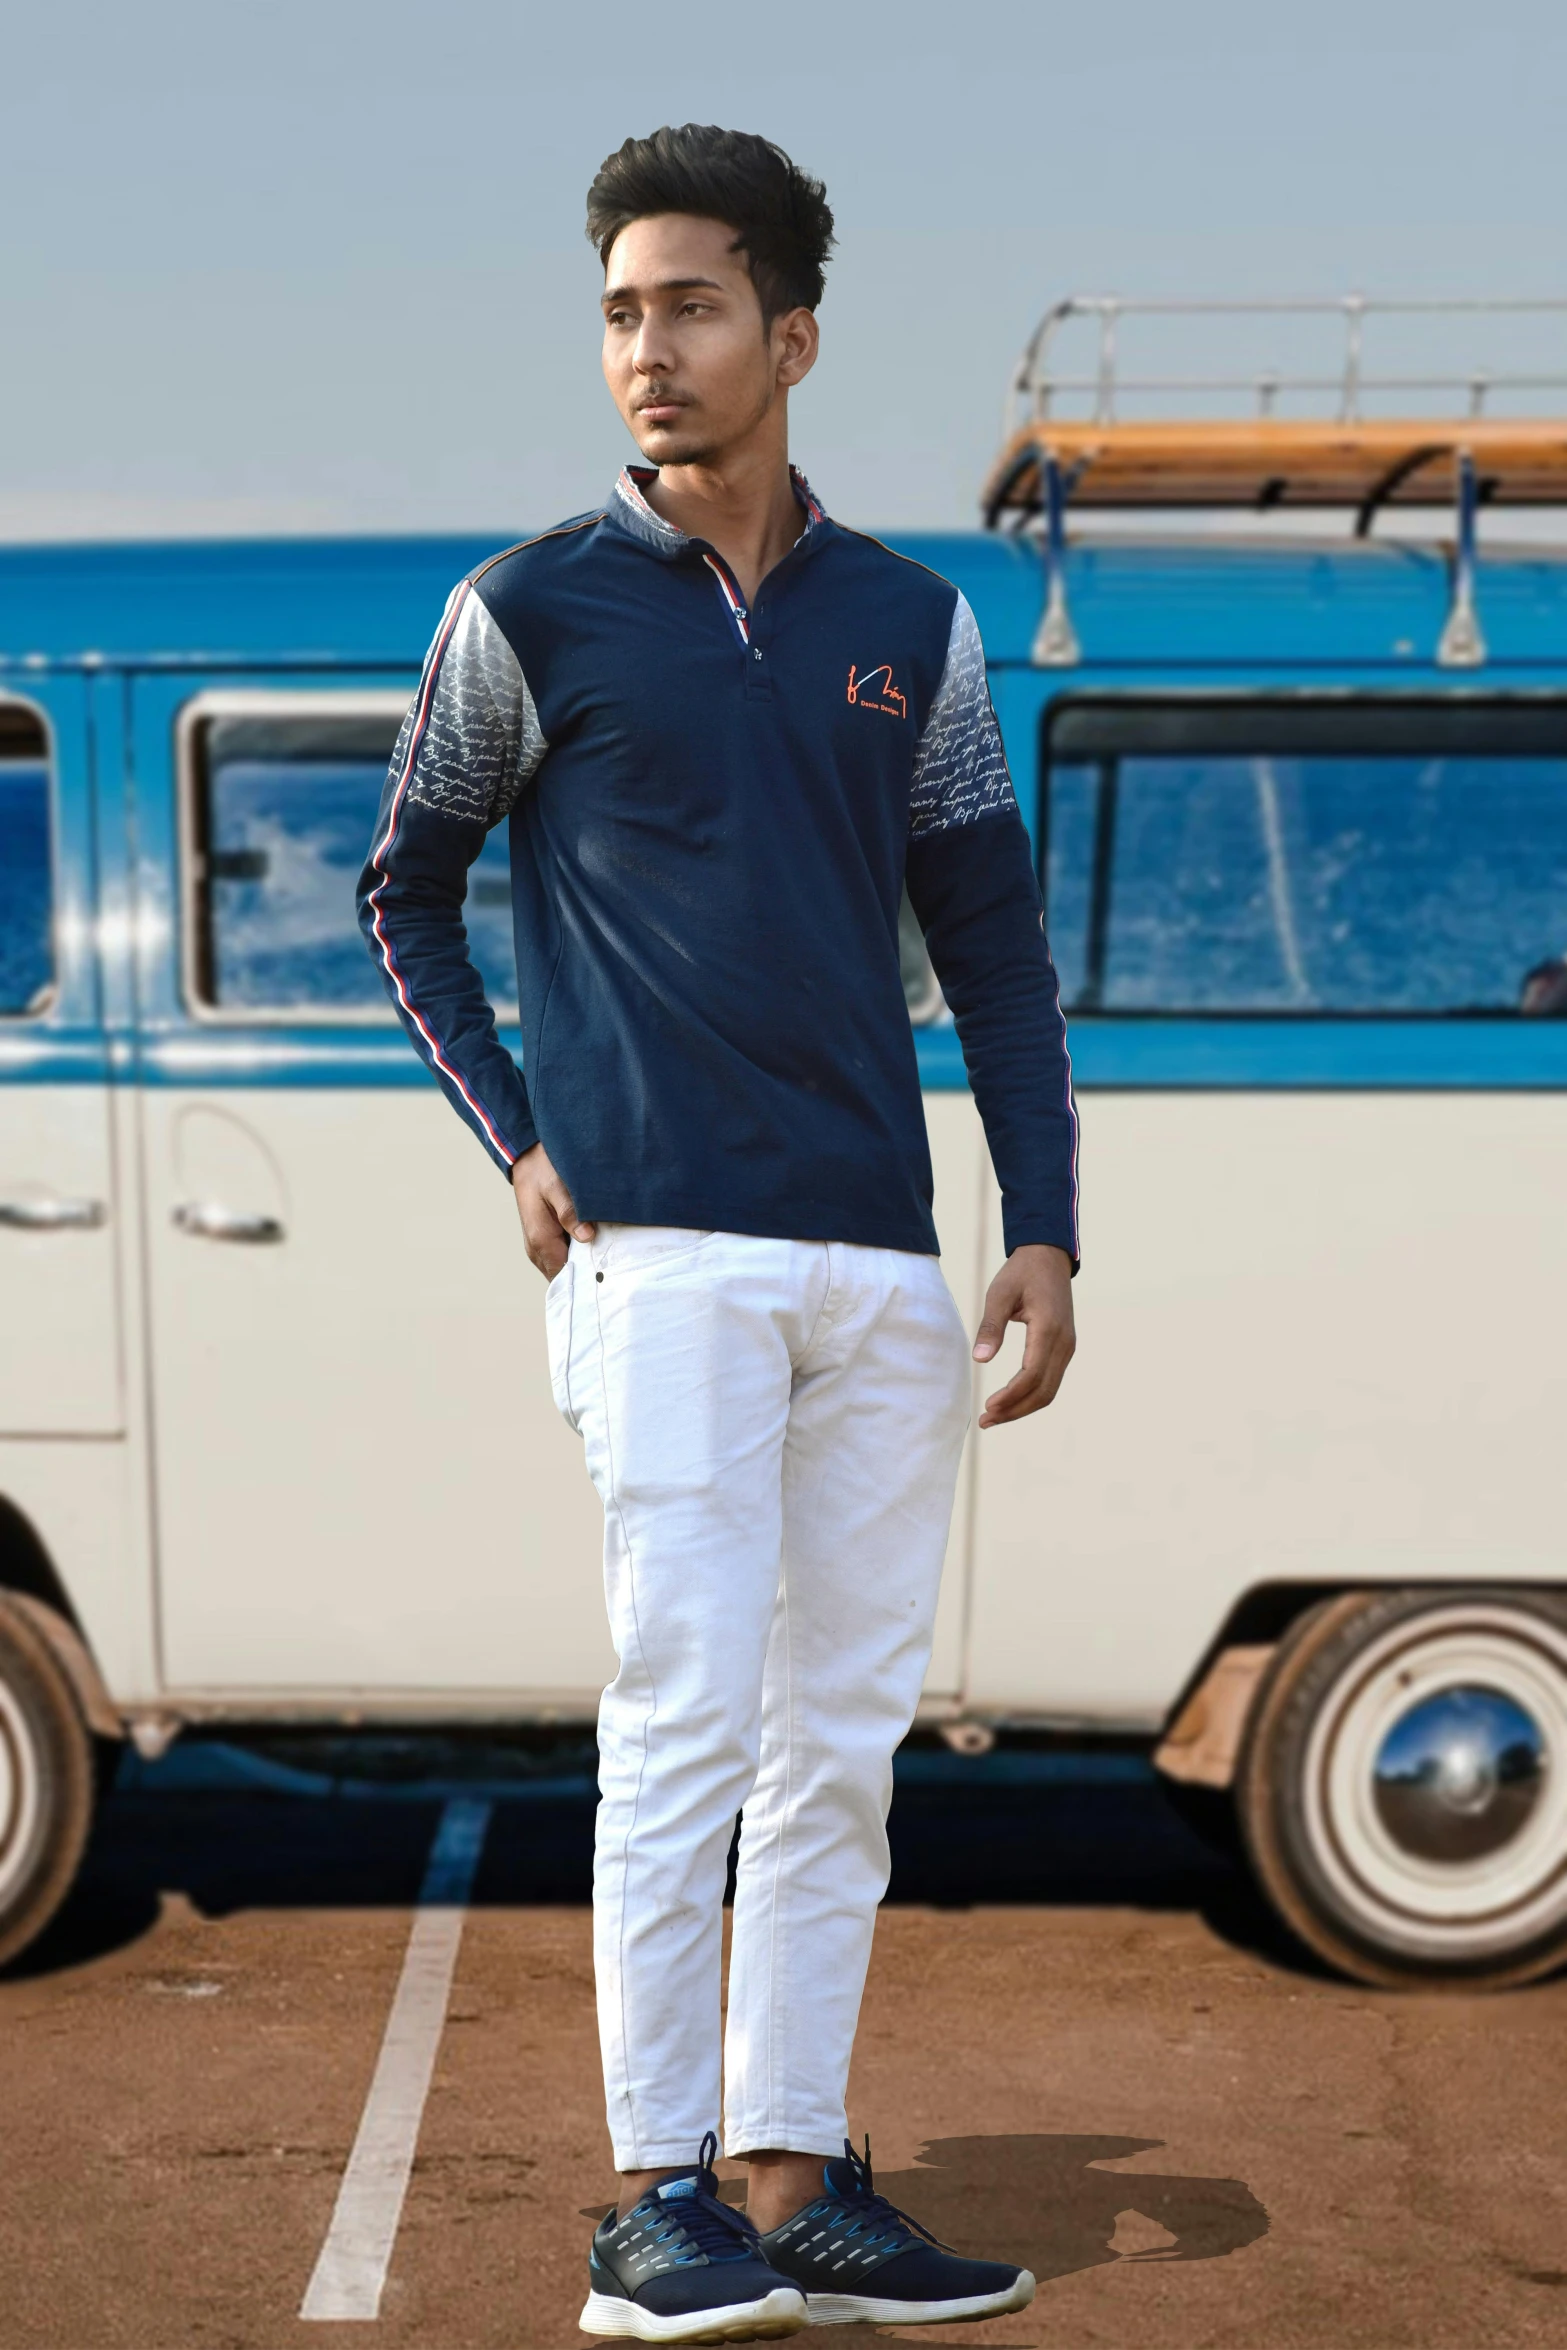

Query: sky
left=4, top=0, right=1566, bottom=540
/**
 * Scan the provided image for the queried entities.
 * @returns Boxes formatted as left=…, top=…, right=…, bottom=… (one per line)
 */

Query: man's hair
left=586, top=125, right=834, bottom=325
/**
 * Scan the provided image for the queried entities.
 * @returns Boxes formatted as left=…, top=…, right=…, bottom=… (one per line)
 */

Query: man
left=359, top=124, right=1079, bottom=2344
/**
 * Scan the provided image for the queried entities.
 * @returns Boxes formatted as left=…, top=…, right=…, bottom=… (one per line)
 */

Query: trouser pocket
left=590, top=1223, right=715, bottom=1276
left=544, top=1256, right=580, bottom=1432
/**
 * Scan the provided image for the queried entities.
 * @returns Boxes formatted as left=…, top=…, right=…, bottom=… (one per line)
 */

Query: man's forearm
left=906, top=811, right=1079, bottom=1267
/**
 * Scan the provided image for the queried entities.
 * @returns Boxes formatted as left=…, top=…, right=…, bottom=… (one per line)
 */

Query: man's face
left=600, top=213, right=814, bottom=467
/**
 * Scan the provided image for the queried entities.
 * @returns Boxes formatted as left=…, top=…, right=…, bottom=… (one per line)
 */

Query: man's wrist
left=1009, top=1240, right=1075, bottom=1276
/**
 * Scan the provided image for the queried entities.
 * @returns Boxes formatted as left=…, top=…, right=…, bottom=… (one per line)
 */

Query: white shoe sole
left=801, top=2268, right=1036, bottom=2326
left=580, top=2285, right=808, bottom=2342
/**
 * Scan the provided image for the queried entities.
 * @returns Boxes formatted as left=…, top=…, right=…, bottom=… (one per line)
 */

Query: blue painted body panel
left=4, top=529, right=1567, bottom=1094
left=6, top=528, right=1567, bottom=673
left=0, top=536, right=500, bottom=673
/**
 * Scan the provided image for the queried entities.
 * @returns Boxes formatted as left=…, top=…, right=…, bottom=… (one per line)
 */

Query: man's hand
left=511, top=1142, right=596, bottom=1279
left=972, top=1243, right=1076, bottom=1428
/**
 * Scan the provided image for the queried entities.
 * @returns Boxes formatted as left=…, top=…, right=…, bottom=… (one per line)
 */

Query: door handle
left=0, top=1196, right=107, bottom=1231
left=173, top=1202, right=285, bottom=1245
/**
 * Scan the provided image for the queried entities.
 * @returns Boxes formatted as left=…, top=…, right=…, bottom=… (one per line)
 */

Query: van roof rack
left=985, top=297, right=1567, bottom=525
left=986, top=297, right=1567, bottom=669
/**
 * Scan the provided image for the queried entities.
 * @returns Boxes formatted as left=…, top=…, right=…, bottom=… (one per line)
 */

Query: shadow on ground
left=876, top=2133, right=1270, bottom=2277
left=3, top=1732, right=1321, bottom=1984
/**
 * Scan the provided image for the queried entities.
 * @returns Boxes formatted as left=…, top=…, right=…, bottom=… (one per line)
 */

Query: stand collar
left=606, top=463, right=830, bottom=559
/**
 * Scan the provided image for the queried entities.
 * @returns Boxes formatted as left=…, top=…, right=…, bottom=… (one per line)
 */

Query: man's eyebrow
left=601, top=276, right=726, bottom=306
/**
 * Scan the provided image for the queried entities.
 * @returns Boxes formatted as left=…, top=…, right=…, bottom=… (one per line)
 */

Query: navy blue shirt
left=357, top=468, right=1079, bottom=1262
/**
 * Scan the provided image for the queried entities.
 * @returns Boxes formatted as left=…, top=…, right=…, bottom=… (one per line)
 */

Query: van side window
left=1044, top=702, right=1567, bottom=1016
left=0, top=705, right=53, bottom=1018
left=185, top=701, right=517, bottom=1018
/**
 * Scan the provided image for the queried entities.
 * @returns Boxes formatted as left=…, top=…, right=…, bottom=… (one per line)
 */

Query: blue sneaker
left=756, top=2140, right=1035, bottom=2328
left=581, top=2134, right=807, bottom=2342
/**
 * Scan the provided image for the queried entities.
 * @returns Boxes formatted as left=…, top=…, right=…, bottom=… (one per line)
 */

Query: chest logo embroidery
left=846, top=663, right=907, bottom=720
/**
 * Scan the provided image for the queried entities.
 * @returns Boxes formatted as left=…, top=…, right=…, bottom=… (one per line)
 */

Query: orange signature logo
left=846, top=663, right=907, bottom=720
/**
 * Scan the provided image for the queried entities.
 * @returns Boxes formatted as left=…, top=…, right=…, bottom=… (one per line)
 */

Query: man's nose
left=632, top=318, right=675, bottom=375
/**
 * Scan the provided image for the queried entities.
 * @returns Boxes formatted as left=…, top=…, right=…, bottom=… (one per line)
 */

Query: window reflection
left=190, top=708, right=516, bottom=1017
left=0, top=706, right=52, bottom=1018
left=1046, top=724, right=1567, bottom=1016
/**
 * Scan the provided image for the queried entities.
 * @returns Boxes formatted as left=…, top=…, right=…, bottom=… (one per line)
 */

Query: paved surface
left=3, top=1739, right=1566, bottom=2348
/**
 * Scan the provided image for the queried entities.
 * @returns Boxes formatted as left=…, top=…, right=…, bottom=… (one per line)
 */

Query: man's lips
left=634, top=398, right=689, bottom=424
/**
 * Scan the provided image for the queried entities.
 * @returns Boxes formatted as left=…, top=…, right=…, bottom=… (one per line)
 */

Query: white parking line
left=301, top=1796, right=493, bottom=2321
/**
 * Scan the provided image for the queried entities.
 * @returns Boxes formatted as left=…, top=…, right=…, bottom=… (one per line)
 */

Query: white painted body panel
left=966, top=1091, right=1567, bottom=1726
left=0, top=1439, right=153, bottom=1700
left=0, top=1085, right=122, bottom=1435
left=132, top=1083, right=981, bottom=1706
left=0, top=1072, right=160, bottom=1706
left=141, top=1086, right=611, bottom=1699
left=16, top=1072, right=1565, bottom=1733
left=7, top=1065, right=1561, bottom=1734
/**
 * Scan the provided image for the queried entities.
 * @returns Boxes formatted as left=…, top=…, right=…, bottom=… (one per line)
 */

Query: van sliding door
left=129, top=674, right=609, bottom=1704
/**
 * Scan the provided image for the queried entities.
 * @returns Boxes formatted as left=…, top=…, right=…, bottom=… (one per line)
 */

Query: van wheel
left=0, top=1601, right=96, bottom=1970
left=1237, top=1588, right=1567, bottom=1990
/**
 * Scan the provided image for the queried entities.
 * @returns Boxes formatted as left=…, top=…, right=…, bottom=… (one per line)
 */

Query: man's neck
left=642, top=444, right=803, bottom=607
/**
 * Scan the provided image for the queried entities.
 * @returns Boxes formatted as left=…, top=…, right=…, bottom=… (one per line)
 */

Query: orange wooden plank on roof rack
left=984, top=418, right=1567, bottom=520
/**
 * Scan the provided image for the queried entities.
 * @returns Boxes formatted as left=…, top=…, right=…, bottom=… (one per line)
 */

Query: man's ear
left=774, top=306, right=820, bottom=391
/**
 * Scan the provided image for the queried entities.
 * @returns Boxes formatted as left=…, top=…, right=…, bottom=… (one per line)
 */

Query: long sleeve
left=903, top=592, right=1080, bottom=1265
left=357, top=580, right=548, bottom=1173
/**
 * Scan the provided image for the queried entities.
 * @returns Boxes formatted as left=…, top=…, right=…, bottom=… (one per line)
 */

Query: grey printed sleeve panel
left=355, top=580, right=546, bottom=1172
left=392, top=582, right=549, bottom=827
left=908, top=592, right=1017, bottom=839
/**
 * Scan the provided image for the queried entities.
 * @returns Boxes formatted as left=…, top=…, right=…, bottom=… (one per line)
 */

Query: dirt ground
left=2, top=1742, right=1565, bottom=2350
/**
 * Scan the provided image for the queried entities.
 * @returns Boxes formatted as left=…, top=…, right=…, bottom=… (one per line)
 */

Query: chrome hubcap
left=1373, top=1686, right=1547, bottom=1863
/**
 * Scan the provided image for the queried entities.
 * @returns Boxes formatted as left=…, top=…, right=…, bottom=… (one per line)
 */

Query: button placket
left=746, top=592, right=775, bottom=702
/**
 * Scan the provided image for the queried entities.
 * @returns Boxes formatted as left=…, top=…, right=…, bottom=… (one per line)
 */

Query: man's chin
left=631, top=424, right=718, bottom=469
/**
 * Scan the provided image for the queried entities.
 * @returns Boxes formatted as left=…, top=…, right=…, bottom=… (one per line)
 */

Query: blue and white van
left=6, top=309, right=1567, bottom=1986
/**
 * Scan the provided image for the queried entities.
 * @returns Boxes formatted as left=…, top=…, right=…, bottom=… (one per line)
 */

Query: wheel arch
left=0, top=1495, right=122, bottom=1740
left=0, top=1492, right=81, bottom=1626
left=1153, top=1583, right=1360, bottom=1790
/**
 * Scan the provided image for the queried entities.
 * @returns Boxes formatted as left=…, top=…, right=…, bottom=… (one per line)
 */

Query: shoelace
left=814, top=2137, right=947, bottom=2258
left=635, top=2133, right=761, bottom=2268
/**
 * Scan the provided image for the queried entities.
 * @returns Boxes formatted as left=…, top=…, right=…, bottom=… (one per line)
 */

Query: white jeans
left=545, top=1225, right=971, bottom=2170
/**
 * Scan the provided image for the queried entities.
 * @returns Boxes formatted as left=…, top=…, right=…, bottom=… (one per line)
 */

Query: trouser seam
left=761, top=1533, right=797, bottom=2138
left=596, top=1274, right=657, bottom=2168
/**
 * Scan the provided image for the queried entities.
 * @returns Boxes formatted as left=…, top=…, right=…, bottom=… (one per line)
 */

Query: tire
left=0, top=1600, right=96, bottom=1970
left=1236, top=1588, right=1567, bottom=1990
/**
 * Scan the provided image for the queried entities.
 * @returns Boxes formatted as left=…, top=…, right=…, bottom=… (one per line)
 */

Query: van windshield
left=1043, top=701, right=1567, bottom=1016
